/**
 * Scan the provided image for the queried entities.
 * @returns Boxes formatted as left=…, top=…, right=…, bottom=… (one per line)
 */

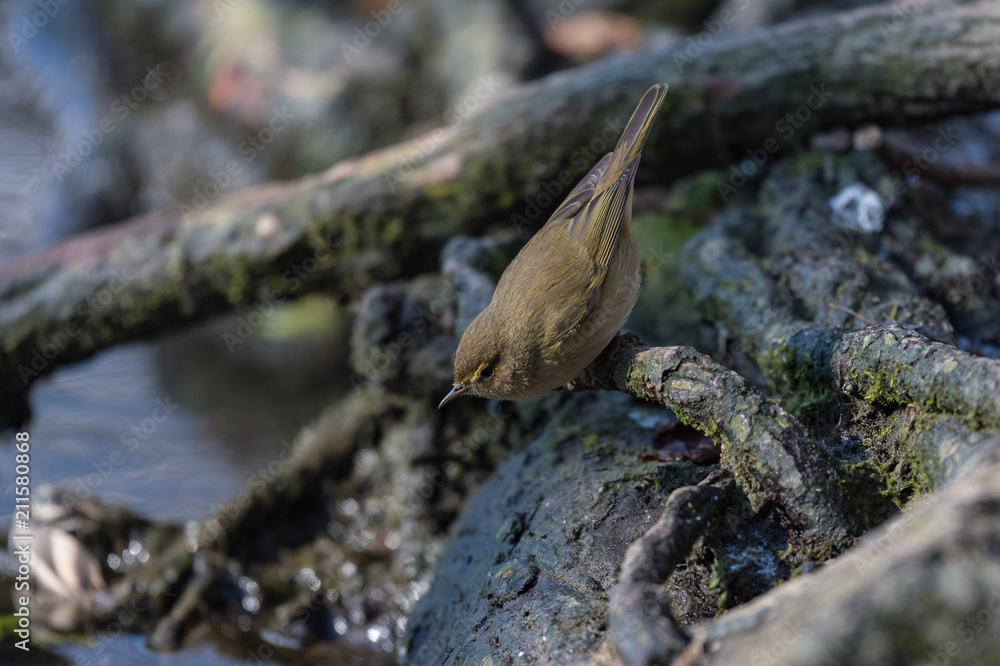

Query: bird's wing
left=515, top=84, right=667, bottom=344
left=568, top=154, right=639, bottom=271
left=550, top=155, right=640, bottom=338
left=544, top=153, right=612, bottom=225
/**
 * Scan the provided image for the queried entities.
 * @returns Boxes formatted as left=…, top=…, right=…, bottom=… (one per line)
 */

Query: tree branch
left=610, top=473, right=734, bottom=666
left=579, top=335, right=858, bottom=552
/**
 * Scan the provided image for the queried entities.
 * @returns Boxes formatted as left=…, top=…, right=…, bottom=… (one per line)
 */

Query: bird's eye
left=481, top=365, right=494, bottom=379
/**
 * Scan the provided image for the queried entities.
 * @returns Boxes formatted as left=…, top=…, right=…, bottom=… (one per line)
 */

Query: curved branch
left=788, top=325, right=1000, bottom=431
left=579, top=335, right=858, bottom=552
left=610, top=473, right=734, bottom=666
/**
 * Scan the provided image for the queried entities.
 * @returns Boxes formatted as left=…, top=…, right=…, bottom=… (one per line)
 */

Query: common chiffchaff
left=439, top=83, right=668, bottom=407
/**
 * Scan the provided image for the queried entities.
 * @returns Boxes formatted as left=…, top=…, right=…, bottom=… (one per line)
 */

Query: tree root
left=578, top=335, right=858, bottom=553
left=610, top=472, right=734, bottom=666
left=690, top=461, right=1000, bottom=666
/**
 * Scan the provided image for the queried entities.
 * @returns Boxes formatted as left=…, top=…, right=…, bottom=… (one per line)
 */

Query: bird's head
left=439, top=308, right=528, bottom=406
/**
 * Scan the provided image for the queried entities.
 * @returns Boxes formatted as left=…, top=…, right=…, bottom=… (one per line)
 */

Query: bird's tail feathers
left=600, top=83, right=667, bottom=191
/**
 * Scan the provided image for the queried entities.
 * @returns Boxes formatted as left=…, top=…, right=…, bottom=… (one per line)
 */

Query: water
left=0, top=4, right=356, bottom=662
left=54, top=633, right=252, bottom=666
left=7, top=342, right=245, bottom=524
left=0, top=310, right=350, bottom=664
left=2, top=300, right=350, bottom=519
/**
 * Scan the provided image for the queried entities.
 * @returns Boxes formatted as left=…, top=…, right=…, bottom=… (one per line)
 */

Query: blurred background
left=0, top=0, right=924, bottom=663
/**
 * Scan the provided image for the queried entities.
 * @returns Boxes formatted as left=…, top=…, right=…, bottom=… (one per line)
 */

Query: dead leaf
left=642, top=421, right=720, bottom=465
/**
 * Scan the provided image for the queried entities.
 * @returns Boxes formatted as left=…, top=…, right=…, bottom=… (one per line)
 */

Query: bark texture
left=579, top=337, right=857, bottom=554
left=699, top=460, right=1000, bottom=666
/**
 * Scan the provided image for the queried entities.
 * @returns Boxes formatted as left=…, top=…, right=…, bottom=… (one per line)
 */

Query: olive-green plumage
left=440, top=83, right=668, bottom=407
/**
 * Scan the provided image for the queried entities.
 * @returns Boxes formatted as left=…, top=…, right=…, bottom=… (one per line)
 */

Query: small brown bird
left=439, top=83, right=668, bottom=407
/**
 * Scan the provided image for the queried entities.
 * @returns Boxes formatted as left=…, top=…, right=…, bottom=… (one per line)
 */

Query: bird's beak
left=438, top=384, right=469, bottom=409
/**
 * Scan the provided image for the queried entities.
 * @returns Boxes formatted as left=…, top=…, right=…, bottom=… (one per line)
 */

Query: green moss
left=796, top=538, right=844, bottom=565
left=771, top=351, right=839, bottom=422
left=627, top=362, right=655, bottom=400
left=708, top=549, right=759, bottom=614
left=727, top=414, right=750, bottom=442
left=119, top=281, right=187, bottom=329
left=853, top=363, right=909, bottom=406
left=788, top=151, right=829, bottom=173
left=260, top=295, right=344, bottom=341
left=757, top=344, right=802, bottom=397
left=836, top=460, right=900, bottom=530
left=829, top=402, right=935, bottom=531
left=630, top=213, right=705, bottom=347
left=632, top=213, right=702, bottom=251
left=498, top=190, right=517, bottom=209
left=676, top=170, right=727, bottom=214
left=201, top=255, right=254, bottom=305
left=381, top=217, right=405, bottom=245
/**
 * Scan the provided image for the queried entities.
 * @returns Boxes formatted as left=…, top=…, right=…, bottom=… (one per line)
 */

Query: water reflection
left=4, top=299, right=350, bottom=523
